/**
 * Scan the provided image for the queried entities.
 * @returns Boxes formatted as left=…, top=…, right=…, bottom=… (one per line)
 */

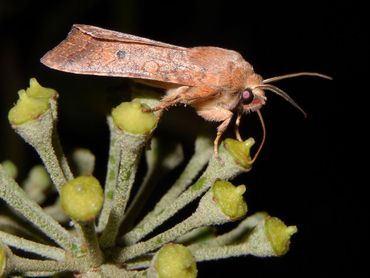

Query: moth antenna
left=256, top=84, right=307, bottom=117
left=250, top=110, right=266, bottom=164
left=263, top=72, right=332, bottom=83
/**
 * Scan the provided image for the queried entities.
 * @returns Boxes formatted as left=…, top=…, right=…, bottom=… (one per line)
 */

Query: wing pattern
left=41, top=25, right=207, bottom=87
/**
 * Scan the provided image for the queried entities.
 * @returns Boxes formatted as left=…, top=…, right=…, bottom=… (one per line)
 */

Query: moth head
left=239, top=71, right=331, bottom=164
left=242, top=71, right=332, bottom=116
left=241, top=73, right=266, bottom=113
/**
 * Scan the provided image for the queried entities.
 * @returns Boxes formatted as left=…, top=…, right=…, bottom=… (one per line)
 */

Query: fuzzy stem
left=37, top=139, right=67, bottom=192
left=189, top=212, right=267, bottom=249
left=116, top=182, right=242, bottom=262
left=158, top=136, right=212, bottom=202
left=77, top=221, right=103, bottom=267
left=191, top=244, right=256, bottom=261
left=0, top=215, right=47, bottom=243
left=99, top=126, right=148, bottom=248
left=116, top=215, right=200, bottom=262
left=126, top=258, right=151, bottom=270
left=97, top=117, right=123, bottom=232
left=126, top=136, right=212, bottom=233
left=7, top=255, right=79, bottom=273
left=0, top=166, right=77, bottom=251
left=0, top=231, right=65, bottom=260
left=128, top=270, right=147, bottom=278
left=52, top=128, right=74, bottom=181
left=121, top=142, right=249, bottom=245
left=11, top=111, right=67, bottom=192
left=121, top=138, right=184, bottom=232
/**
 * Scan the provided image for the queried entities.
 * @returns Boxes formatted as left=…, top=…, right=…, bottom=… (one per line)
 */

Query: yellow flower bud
left=223, top=138, right=254, bottom=168
left=153, top=243, right=197, bottom=278
left=112, top=101, right=157, bottom=135
left=212, top=180, right=248, bottom=220
left=8, top=78, right=56, bottom=125
left=60, top=176, right=104, bottom=222
left=265, top=216, right=297, bottom=256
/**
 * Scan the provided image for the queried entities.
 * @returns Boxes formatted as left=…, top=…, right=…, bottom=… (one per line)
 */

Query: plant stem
left=189, top=212, right=266, bottom=249
left=124, top=136, right=212, bottom=234
left=121, top=142, right=249, bottom=245
left=191, top=244, right=255, bottom=261
left=116, top=214, right=200, bottom=262
left=0, top=231, right=65, bottom=260
left=7, top=255, right=79, bottom=273
left=12, top=111, right=67, bottom=192
left=77, top=221, right=103, bottom=267
left=0, top=166, right=77, bottom=252
left=52, top=128, right=74, bottom=181
left=99, top=126, right=148, bottom=248
left=97, top=117, right=122, bottom=232
left=121, top=137, right=184, bottom=232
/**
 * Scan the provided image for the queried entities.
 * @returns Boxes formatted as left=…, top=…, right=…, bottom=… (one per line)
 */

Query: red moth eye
left=242, top=88, right=254, bottom=105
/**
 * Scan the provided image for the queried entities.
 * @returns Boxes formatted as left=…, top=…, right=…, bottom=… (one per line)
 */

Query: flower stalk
left=99, top=101, right=158, bottom=248
left=121, top=138, right=254, bottom=245
left=115, top=180, right=247, bottom=262
left=1, top=78, right=299, bottom=277
left=0, top=165, right=77, bottom=252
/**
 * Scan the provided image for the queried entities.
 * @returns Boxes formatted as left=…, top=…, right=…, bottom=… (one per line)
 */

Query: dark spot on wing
left=116, top=50, right=126, bottom=59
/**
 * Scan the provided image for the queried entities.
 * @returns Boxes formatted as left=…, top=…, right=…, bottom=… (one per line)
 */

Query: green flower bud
left=151, top=243, right=197, bottom=278
left=223, top=138, right=255, bottom=168
left=245, top=214, right=297, bottom=257
left=8, top=78, right=56, bottom=125
left=0, top=160, right=18, bottom=179
left=60, top=176, right=104, bottom=222
left=112, top=101, right=157, bottom=135
left=212, top=180, right=247, bottom=220
left=265, top=216, right=297, bottom=256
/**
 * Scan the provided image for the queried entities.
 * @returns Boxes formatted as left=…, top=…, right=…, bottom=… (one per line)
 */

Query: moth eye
left=242, top=88, right=254, bottom=105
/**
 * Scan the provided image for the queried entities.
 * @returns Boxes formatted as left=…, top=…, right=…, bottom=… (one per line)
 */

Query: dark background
left=0, top=0, right=367, bottom=276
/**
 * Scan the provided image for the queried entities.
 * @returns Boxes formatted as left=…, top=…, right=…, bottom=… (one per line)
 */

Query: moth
left=41, top=24, right=331, bottom=160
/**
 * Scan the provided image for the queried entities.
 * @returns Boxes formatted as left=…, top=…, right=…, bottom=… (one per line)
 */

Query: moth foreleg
left=143, top=86, right=190, bottom=112
left=235, top=113, right=243, bottom=141
left=197, top=107, right=233, bottom=158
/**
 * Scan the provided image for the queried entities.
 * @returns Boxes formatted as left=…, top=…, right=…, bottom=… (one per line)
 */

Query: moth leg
left=179, top=86, right=221, bottom=104
left=235, top=113, right=243, bottom=141
left=197, top=108, right=233, bottom=158
left=145, top=86, right=190, bottom=112
left=214, top=115, right=233, bottom=158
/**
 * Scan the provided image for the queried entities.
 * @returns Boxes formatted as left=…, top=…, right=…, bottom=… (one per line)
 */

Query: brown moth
left=41, top=24, right=331, bottom=160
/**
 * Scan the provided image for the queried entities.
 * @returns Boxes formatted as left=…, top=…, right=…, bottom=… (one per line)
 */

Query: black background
left=0, top=0, right=367, bottom=276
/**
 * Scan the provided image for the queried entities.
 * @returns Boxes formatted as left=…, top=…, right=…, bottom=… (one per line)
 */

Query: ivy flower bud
left=148, top=243, right=197, bottom=278
left=0, top=160, right=17, bottom=179
left=246, top=214, right=297, bottom=257
left=212, top=180, right=248, bottom=220
left=60, top=176, right=104, bottom=222
left=223, top=138, right=255, bottom=168
left=111, top=101, right=157, bottom=135
left=265, top=216, right=298, bottom=256
left=8, top=78, right=56, bottom=125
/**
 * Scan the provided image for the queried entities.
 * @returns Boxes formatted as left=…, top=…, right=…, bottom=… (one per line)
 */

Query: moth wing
left=41, top=25, right=206, bottom=87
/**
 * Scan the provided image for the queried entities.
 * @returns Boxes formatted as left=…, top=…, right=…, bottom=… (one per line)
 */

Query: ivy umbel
left=0, top=79, right=297, bottom=277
